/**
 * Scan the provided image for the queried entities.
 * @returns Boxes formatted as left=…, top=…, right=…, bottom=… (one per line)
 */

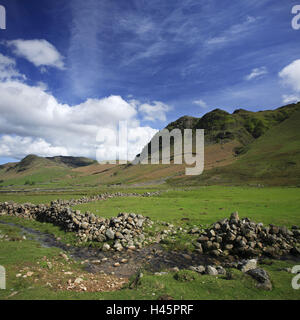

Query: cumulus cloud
left=7, top=39, right=65, bottom=70
left=279, top=59, right=300, bottom=92
left=0, top=53, right=26, bottom=81
left=0, top=136, right=68, bottom=159
left=138, top=101, right=172, bottom=122
left=0, top=54, right=159, bottom=161
left=245, top=67, right=268, bottom=81
left=193, top=99, right=208, bottom=108
left=282, top=94, right=300, bottom=105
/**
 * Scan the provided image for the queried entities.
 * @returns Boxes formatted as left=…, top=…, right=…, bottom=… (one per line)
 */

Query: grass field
left=0, top=186, right=300, bottom=300
left=73, top=186, right=300, bottom=228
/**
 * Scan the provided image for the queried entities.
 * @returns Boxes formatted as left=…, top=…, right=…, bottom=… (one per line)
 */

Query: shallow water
left=1, top=220, right=299, bottom=278
left=0, top=220, right=212, bottom=277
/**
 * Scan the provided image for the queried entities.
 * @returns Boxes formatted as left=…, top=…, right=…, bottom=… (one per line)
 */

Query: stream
left=0, top=220, right=213, bottom=278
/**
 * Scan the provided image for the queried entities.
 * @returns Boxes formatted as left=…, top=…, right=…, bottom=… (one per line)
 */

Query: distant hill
left=0, top=155, right=97, bottom=187
left=0, top=102, right=300, bottom=188
left=46, top=156, right=97, bottom=168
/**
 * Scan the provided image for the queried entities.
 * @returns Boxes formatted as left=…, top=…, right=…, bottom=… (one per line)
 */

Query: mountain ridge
left=1, top=101, right=300, bottom=187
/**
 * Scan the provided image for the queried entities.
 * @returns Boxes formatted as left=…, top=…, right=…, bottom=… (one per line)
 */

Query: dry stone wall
left=196, top=212, right=300, bottom=258
left=0, top=192, right=159, bottom=251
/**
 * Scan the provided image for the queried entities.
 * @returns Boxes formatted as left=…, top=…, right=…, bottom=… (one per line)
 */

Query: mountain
left=134, top=102, right=300, bottom=168
left=1, top=102, right=300, bottom=188
left=168, top=104, right=300, bottom=186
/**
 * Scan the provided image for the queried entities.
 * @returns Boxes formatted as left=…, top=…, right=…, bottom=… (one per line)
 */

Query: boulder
left=239, top=259, right=257, bottom=273
left=206, top=265, right=218, bottom=276
left=246, top=268, right=272, bottom=291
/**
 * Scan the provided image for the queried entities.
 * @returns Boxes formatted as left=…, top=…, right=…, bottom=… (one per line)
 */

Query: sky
left=0, top=0, right=300, bottom=164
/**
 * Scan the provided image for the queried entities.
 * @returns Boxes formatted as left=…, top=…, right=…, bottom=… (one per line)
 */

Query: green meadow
left=0, top=186, right=300, bottom=300
left=73, top=186, right=300, bottom=228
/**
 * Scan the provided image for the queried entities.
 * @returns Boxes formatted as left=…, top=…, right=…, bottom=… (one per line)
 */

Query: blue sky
left=0, top=0, right=300, bottom=164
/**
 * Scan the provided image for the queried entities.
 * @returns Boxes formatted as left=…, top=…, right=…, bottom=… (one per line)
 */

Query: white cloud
left=0, top=56, right=160, bottom=161
left=0, top=53, right=26, bottom=81
left=245, top=67, right=268, bottom=81
left=279, top=59, right=300, bottom=92
left=7, top=39, right=65, bottom=70
left=282, top=94, right=300, bottom=104
left=0, top=136, right=68, bottom=159
left=279, top=60, right=300, bottom=104
left=139, top=101, right=172, bottom=122
left=193, top=99, right=208, bottom=108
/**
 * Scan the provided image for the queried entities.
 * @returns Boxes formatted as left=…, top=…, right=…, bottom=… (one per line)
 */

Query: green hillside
left=168, top=103, right=300, bottom=146
left=135, top=102, right=300, bottom=165
left=1, top=103, right=300, bottom=188
left=0, top=155, right=95, bottom=188
left=170, top=108, right=300, bottom=186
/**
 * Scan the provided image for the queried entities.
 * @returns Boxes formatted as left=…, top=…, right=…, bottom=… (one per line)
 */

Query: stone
left=214, top=223, right=221, bottom=230
left=216, top=266, right=226, bottom=275
left=114, top=242, right=123, bottom=251
left=182, top=254, right=192, bottom=260
left=106, top=228, right=115, bottom=240
left=190, top=227, right=200, bottom=234
left=226, top=232, right=236, bottom=242
left=225, top=244, right=234, bottom=250
left=230, top=211, right=239, bottom=222
left=210, top=250, right=221, bottom=257
left=193, top=242, right=203, bottom=250
left=211, top=242, right=220, bottom=250
left=209, top=230, right=216, bottom=237
left=102, top=243, right=110, bottom=251
left=206, top=265, right=218, bottom=276
left=239, top=259, right=257, bottom=273
left=290, top=247, right=300, bottom=256
left=74, top=277, right=83, bottom=284
left=115, top=232, right=123, bottom=239
left=246, top=268, right=272, bottom=291
left=194, top=265, right=206, bottom=274
left=197, top=236, right=209, bottom=243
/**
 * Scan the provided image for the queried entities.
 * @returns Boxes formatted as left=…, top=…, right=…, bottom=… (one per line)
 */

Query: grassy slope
left=170, top=109, right=300, bottom=186
left=0, top=155, right=95, bottom=188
